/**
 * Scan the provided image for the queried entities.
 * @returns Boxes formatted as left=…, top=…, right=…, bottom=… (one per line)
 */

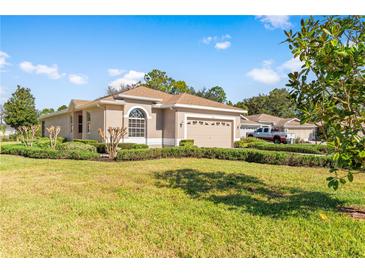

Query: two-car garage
left=186, top=117, right=233, bottom=148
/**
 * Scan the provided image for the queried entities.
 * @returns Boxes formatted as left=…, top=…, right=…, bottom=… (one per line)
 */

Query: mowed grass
left=0, top=155, right=364, bottom=258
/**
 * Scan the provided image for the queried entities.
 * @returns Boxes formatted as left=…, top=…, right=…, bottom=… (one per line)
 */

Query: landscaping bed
left=246, top=142, right=329, bottom=155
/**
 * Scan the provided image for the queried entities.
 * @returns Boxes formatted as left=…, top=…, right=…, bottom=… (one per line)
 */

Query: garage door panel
left=187, top=118, right=232, bottom=148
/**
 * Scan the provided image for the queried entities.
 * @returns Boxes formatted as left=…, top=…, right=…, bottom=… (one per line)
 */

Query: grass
left=0, top=155, right=364, bottom=258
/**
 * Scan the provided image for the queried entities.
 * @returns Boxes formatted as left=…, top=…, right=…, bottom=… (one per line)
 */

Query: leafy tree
left=144, top=69, right=192, bottom=94
left=3, top=85, right=38, bottom=129
left=284, top=16, right=365, bottom=189
left=197, top=86, right=227, bottom=103
left=106, top=83, right=141, bottom=96
left=39, top=108, right=55, bottom=116
left=57, top=105, right=68, bottom=111
left=235, top=88, right=296, bottom=117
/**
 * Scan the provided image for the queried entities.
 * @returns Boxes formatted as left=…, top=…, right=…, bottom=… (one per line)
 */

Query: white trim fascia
left=153, top=103, right=247, bottom=114
left=116, top=94, right=163, bottom=102
left=182, top=113, right=237, bottom=143
left=39, top=109, right=70, bottom=119
left=75, top=99, right=125, bottom=111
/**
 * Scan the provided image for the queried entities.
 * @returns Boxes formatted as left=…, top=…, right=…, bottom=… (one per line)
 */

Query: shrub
left=246, top=143, right=328, bottom=155
left=93, top=143, right=107, bottom=153
left=234, top=137, right=266, bottom=148
left=73, top=139, right=99, bottom=145
left=179, top=139, right=195, bottom=147
left=33, top=137, right=65, bottom=149
left=118, top=143, right=149, bottom=149
left=1, top=144, right=98, bottom=160
left=117, top=147, right=333, bottom=168
left=59, top=142, right=97, bottom=153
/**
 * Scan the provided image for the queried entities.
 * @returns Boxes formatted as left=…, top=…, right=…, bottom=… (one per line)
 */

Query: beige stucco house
left=40, top=86, right=246, bottom=148
left=240, top=113, right=317, bottom=141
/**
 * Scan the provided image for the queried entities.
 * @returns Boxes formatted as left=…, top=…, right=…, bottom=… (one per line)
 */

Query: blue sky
left=0, top=16, right=304, bottom=110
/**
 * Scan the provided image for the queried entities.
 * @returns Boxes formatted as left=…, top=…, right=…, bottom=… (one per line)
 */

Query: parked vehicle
left=247, top=127, right=295, bottom=144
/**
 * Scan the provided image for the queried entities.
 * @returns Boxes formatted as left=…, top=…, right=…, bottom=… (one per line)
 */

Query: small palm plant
left=98, top=127, right=127, bottom=159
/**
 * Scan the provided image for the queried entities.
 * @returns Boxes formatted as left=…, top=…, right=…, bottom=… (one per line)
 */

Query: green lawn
left=0, top=155, right=364, bottom=257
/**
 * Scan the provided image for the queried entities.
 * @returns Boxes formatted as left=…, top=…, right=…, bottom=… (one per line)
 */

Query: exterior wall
left=41, top=113, right=72, bottom=140
left=162, top=109, right=176, bottom=146
left=285, top=128, right=316, bottom=141
left=82, top=106, right=105, bottom=141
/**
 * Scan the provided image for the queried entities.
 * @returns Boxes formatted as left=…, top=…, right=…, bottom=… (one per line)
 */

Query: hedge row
left=1, top=144, right=99, bottom=160
left=246, top=142, right=328, bottom=154
left=117, top=147, right=333, bottom=167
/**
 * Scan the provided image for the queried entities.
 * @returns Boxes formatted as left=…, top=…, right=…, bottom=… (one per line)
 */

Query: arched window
left=128, top=108, right=146, bottom=137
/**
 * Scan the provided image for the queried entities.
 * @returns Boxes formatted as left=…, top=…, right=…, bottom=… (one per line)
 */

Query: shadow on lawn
left=154, top=169, right=343, bottom=218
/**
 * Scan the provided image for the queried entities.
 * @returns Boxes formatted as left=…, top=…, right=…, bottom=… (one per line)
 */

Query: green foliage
left=144, top=69, right=192, bottom=94
left=33, top=137, right=65, bottom=149
left=234, top=137, right=266, bottom=148
left=247, top=143, right=328, bottom=155
left=118, top=143, right=149, bottom=149
left=1, top=144, right=98, bottom=160
left=60, top=142, right=97, bottom=153
left=73, top=139, right=99, bottom=145
left=57, top=105, right=68, bottom=111
left=179, top=139, right=195, bottom=147
left=235, top=88, right=296, bottom=117
left=39, top=108, right=55, bottom=116
left=3, top=85, right=38, bottom=129
left=195, top=86, right=227, bottom=103
left=117, top=147, right=333, bottom=167
left=284, top=16, right=365, bottom=189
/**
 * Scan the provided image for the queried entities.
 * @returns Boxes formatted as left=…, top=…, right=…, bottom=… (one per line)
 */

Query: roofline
left=39, top=109, right=70, bottom=119
left=153, top=103, right=247, bottom=114
left=74, top=99, right=126, bottom=110
left=115, top=94, right=163, bottom=102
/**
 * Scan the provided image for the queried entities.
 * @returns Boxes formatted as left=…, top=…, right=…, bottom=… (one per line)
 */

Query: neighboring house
left=240, top=113, right=317, bottom=141
left=0, top=123, right=16, bottom=138
left=40, top=86, right=247, bottom=148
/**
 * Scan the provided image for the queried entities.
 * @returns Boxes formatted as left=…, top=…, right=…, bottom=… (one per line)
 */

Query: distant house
left=39, top=86, right=247, bottom=148
left=240, top=113, right=317, bottom=141
left=0, top=124, right=16, bottom=139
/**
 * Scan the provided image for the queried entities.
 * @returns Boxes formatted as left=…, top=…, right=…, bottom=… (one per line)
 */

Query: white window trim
left=124, top=106, right=151, bottom=119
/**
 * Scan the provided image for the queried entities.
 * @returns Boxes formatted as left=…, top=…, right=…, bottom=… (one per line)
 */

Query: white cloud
left=215, top=41, right=231, bottom=50
left=256, top=16, right=292, bottom=30
left=202, top=34, right=232, bottom=50
left=0, top=51, right=10, bottom=69
left=247, top=60, right=281, bottom=84
left=68, top=74, right=88, bottom=85
left=108, top=68, right=125, bottom=77
left=278, top=57, right=303, bottom=72
left=109, top=70, right=145, bottom=89
left=19, top=61, right=63, bottom=79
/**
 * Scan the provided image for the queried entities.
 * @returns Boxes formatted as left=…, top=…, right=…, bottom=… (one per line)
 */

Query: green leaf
left=347, top=172, right=353, bottom=182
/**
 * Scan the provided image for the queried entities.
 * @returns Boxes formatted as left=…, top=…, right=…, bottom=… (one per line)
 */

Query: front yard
left=0, top=155, right=364, bottom=257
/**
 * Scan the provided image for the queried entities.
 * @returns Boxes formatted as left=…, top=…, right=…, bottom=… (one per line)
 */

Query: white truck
left=247, top=127, right=295, bottom=144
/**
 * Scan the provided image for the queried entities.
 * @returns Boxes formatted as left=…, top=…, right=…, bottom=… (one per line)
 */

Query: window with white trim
left=128, top=108, right=146, bottom=137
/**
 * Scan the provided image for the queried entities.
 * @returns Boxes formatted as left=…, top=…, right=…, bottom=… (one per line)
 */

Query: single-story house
left=240, top=113, right=317, bottom=141
left=40, top=86, right=247, bottom=148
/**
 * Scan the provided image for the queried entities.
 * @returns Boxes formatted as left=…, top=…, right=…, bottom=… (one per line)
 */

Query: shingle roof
left=113, top=86, right=244, bottom=111
left=245, top=114, right=316, bottom=128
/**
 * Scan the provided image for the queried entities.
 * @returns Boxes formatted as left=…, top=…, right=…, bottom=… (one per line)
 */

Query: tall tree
left=235, top=88, right=296, bottom=117
left=144, top=69, right=192, bottom=94
left=3, top=85, right=38, bottom=129
left=284, top=16, right=365, bottom=189
left=57, top=105, right=68, bottom=111
left=195, top=86, right=227, bottom=103
left=39, top=108, right=55, bottom=116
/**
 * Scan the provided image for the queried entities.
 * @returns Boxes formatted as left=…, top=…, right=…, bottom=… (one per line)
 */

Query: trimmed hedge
left=117, top=147, right=333, bottom=167
left=1, top=144, right=99, bottom=160
left=33, top=137, right=65, bottom=149
left=59, top=142, right=97, bottom=153
left=118, top=143, right=149, bottom=149
left=73, top=139, right=99, bottom=145
left=234, top=137, right=266, bottom=148
left=246, top=142, right=328, bottom=155
left=179, top=139, right=195, bottom=147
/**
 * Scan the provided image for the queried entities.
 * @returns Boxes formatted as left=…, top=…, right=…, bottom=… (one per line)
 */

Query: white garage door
left=186, top=118, right=233, bottom=148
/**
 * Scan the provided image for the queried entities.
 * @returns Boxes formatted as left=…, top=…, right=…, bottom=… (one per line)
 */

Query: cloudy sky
left=0, top=16, right=304, bottom=109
